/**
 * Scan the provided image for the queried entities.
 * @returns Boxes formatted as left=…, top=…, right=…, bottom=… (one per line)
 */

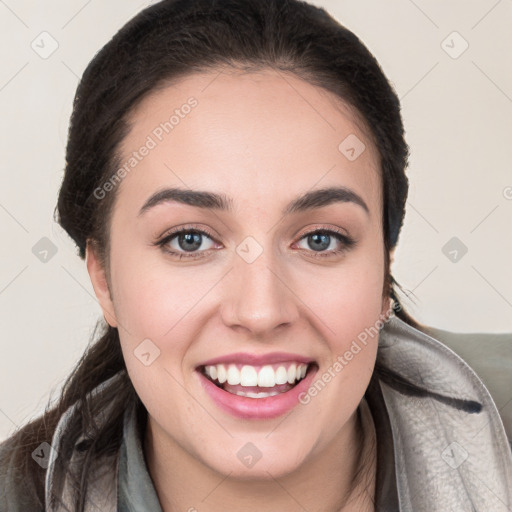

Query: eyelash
left=155, top=225, right=357, bottom=260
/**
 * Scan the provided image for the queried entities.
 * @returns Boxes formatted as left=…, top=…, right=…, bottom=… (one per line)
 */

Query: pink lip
left=196, top=364, right=319, bottom=420
left=198, top=351, right=314, bottom=367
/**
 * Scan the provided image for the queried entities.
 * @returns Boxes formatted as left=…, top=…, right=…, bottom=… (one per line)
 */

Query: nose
left=220, top=241, right=299, bottom=337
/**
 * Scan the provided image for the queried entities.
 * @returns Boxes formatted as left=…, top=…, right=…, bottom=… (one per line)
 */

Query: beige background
left=0, top=0, right=511, bottom=440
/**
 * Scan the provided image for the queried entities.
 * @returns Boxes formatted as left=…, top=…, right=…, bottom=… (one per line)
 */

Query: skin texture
left=87, top=68, right=390, bottom=511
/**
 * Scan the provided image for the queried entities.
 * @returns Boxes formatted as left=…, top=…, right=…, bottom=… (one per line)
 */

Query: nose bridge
left=222, top=235, right=298, bottom=334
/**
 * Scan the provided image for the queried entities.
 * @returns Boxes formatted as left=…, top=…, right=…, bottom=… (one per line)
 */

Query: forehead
left=113, top=68, right=382, bottom=218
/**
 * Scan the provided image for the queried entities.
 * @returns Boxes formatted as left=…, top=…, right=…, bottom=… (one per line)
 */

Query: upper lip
left=197, top=352, right=315, bottom=368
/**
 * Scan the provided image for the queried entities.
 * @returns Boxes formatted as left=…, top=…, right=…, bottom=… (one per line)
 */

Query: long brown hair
left=1, top=0, right=422, bottom=509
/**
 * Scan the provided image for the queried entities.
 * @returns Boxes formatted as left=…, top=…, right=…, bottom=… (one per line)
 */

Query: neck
left=338, top=398, right=377, bottom=511
left=144, top=399, right=377, bottom=512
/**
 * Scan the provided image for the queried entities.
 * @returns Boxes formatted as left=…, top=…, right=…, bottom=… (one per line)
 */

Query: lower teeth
left=232, top=390, right=282, bottom=398
left=219, top=380, right=300, bottom=398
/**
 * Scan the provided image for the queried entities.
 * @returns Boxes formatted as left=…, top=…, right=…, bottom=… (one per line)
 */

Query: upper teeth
left=204, top=363, right=308, bottom=387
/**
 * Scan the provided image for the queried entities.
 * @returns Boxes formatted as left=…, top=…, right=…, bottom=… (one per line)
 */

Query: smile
left=196, top=356, right=319, bottom=419
left=202, top=362, right=310, bottom=397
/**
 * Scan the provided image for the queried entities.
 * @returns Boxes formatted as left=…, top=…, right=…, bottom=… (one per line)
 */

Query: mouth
left=196, top=359, right=319, bottom=419
left=200, top=361, right=316, bottom=397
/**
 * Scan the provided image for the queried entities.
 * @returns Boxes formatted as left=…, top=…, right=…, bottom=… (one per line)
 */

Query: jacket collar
left=45, top=315, right=512, bottom=511
left=376, top=315, right=512, bottom=510
left=44, top=374, right=121, bottom=511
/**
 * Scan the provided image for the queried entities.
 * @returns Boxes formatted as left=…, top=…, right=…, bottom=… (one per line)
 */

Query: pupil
left=179, top=232, right=201, bottom=252
left=310, top=233, right=329, bottom=251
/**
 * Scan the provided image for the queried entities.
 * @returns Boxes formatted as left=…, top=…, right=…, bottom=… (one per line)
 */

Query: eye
left=294, top=228, right=356, bottom=258
left=156, top=226, right=218, bottom=259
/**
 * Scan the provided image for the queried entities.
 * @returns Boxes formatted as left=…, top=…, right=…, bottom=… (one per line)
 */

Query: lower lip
left=197, top=366, right=318, bottom=420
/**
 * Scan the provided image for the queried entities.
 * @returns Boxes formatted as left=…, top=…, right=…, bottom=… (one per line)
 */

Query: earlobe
left=85, top=240, right=118, bottom=328
left=380, top=294, right=392, bottom=321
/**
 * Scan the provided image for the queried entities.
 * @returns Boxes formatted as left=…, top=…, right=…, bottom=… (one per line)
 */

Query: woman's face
left=87, top=67, right=390, bottom=478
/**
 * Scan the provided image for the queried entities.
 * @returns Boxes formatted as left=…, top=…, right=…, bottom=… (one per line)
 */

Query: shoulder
left=0, top=433, right=45, bottom=512
left=422, top=325, right=512, bottom=447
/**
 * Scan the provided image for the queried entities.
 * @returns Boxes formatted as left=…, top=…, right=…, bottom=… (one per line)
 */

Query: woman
left=1, top=0, right=511, bottom=510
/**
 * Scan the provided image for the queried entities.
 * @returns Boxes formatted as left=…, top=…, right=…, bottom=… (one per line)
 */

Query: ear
left=389, top=247, right=396, bottom=264
left=381, top=247, right=397, bottom=319
left=86, top=240, right=118, bottom=328
left=380, top=293, right=392, bottom=320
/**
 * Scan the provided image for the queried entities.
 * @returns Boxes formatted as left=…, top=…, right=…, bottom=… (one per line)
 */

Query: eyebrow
left=137, top=186, right=370, bottom=217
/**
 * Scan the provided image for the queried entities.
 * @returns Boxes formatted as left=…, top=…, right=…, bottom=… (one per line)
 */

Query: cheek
left=109, top=247, right=224, bottom=396
left=109, top=245, right=199, bottom=337
left=311, top=280, right=382, bottom=374
left=302, top=247, right=385, bottom=340
left=110, top=251, right=204, bottom=421
left=298, top=247, right=385, bottom=387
